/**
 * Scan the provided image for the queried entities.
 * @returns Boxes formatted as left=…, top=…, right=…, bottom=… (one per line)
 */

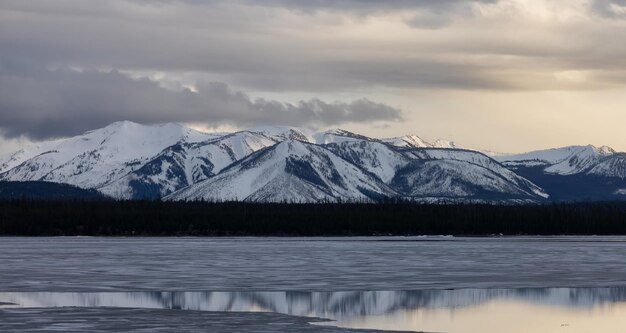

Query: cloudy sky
left=1, top=0, right=626, bottom=153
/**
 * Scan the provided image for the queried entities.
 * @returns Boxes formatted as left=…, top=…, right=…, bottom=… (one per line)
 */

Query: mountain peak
left=166, top=136, right=396, bottom=202
left=313, top=129, right=374, bottom=145
left=382, top=134, right=431, bottom=148
left=93, top=120, right=145, bottom=133
left=496, top=144, right=622, bottom=177
left=592, top=145, right=615, bottom=155
left=245, top=126, right=314, bottom=143
left=101, top=120, right=187, bottom=132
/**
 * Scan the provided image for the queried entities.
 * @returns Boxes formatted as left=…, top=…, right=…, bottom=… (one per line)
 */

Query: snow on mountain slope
left=586, top=153, right=626, bottom=179
left=396, top=148, right=548, bottom=199
left=0, top=121, right=219, bottom=189
left=5, top=120, right=626, bottom=202
left=166, top=140, right=397, bottom=202
left=496, top=145, right=626, bottom=178
left=312, top=129, right=376, bottom=145
left=321, top=136, right=547, bottom=199
left=324, top=140, right=410, bottom=183
left=494, top=145, right=615, bottom=170
left=543, top=146, right=614, bottom=175
left=314, top=130, right=465, bottom=185
left=404, top=149, right=501, bottom=169
left=314, top=129, right=411, bottom=183
left=200, top=130, right=284, bottom=165
left=392, top=159, right=544, bottom=200
left=381, top=135, right=432, bottom=148
left=295, top=131, right=547, bottom=200
left=99, top=130, right=283, bottom=199
left=381, top=135, right=459, bottom=149
left=98, top=143, right=207, bottom=199
left=495, top=146, right=597, bottom=165
left=247, top=126, right=315, bottom=143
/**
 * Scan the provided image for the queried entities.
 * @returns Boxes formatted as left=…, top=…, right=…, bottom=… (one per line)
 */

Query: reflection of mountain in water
left=3, top=288, right=626, bottom=320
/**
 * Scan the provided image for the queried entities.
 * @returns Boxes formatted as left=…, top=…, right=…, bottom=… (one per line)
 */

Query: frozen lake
left=1, top=236, right=626, bottom=292
left=2, top=237, right=626, bottom=332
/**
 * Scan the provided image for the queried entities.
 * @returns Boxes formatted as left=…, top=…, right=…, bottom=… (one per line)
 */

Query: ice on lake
left=2, top=236, right=626, bottom=332
left=2, top=236, right=626, bottom=291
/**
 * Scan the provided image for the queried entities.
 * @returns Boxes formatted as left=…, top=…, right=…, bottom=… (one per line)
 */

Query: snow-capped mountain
left=1, top=121, right=624, bottom=202
left=99, top=130, right=284, bottom=199
left=0, top=121, right=218, bottom=189
left=496, top=145, right=626, bottom=179
left=381, top=134, right=431, bottom=148
left=319, top=132, right=545, bottom=200
left=165, top=140, right=397, bottom=202
left=494, top=145, right=626, bottom=201
left=394, top=148, right=547, bottom=200
left=496, top=145, right=615, bottom=173
left=587, top=154, right=626, bottom=179
left=324, top=137, right=411, bottom=183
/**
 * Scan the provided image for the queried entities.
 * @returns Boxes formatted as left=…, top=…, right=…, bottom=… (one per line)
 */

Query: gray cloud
left=3, top=0, right=625, bottom=96
left=243, top=0, right=497, bottom=29
left=0, top=65, right=402, bottom=139
left=0, top=0, right=509, bottom=93
left=592, top=0, right=626, bottom=18
left=134, top=0, right=497, bottom=13
left=3, top=0, right=626, bottom=146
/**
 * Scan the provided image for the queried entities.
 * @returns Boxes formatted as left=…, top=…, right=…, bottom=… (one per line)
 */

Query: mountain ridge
left=1, top=121, right=625, bottom=202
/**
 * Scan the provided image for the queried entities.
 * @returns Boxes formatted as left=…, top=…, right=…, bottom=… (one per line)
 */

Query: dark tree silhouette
left=1, top=200, right=626, bottom=236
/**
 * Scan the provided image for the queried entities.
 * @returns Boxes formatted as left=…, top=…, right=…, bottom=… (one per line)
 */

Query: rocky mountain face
left=1, top=121, right=624, bottom=202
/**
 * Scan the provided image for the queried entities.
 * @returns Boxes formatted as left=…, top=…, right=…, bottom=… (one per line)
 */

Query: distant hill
left=0, top=181, right=109, bottom=201
left=495, top=146, right=626, bottom=201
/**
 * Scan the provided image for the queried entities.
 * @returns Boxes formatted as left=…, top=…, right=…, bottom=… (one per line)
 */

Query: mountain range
left=1, top=121, right=625, bottom=202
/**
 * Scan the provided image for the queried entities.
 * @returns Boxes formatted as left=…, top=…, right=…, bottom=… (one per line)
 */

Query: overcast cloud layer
left=0, top=63, right=401, bottom=139
left=1, top=0, right=626, bottom=151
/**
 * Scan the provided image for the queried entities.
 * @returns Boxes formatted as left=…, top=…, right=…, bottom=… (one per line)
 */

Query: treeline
left=2, top=200, right=626, bottom=236
left=0, top=181, right=108, bottom=201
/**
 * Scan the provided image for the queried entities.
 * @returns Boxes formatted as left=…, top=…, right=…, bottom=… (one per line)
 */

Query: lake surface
left=2, top=237, right=626, bottom=332
left=2, top=236, right=626, bottom=291
left=3, top=288, right=626, bottom=332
